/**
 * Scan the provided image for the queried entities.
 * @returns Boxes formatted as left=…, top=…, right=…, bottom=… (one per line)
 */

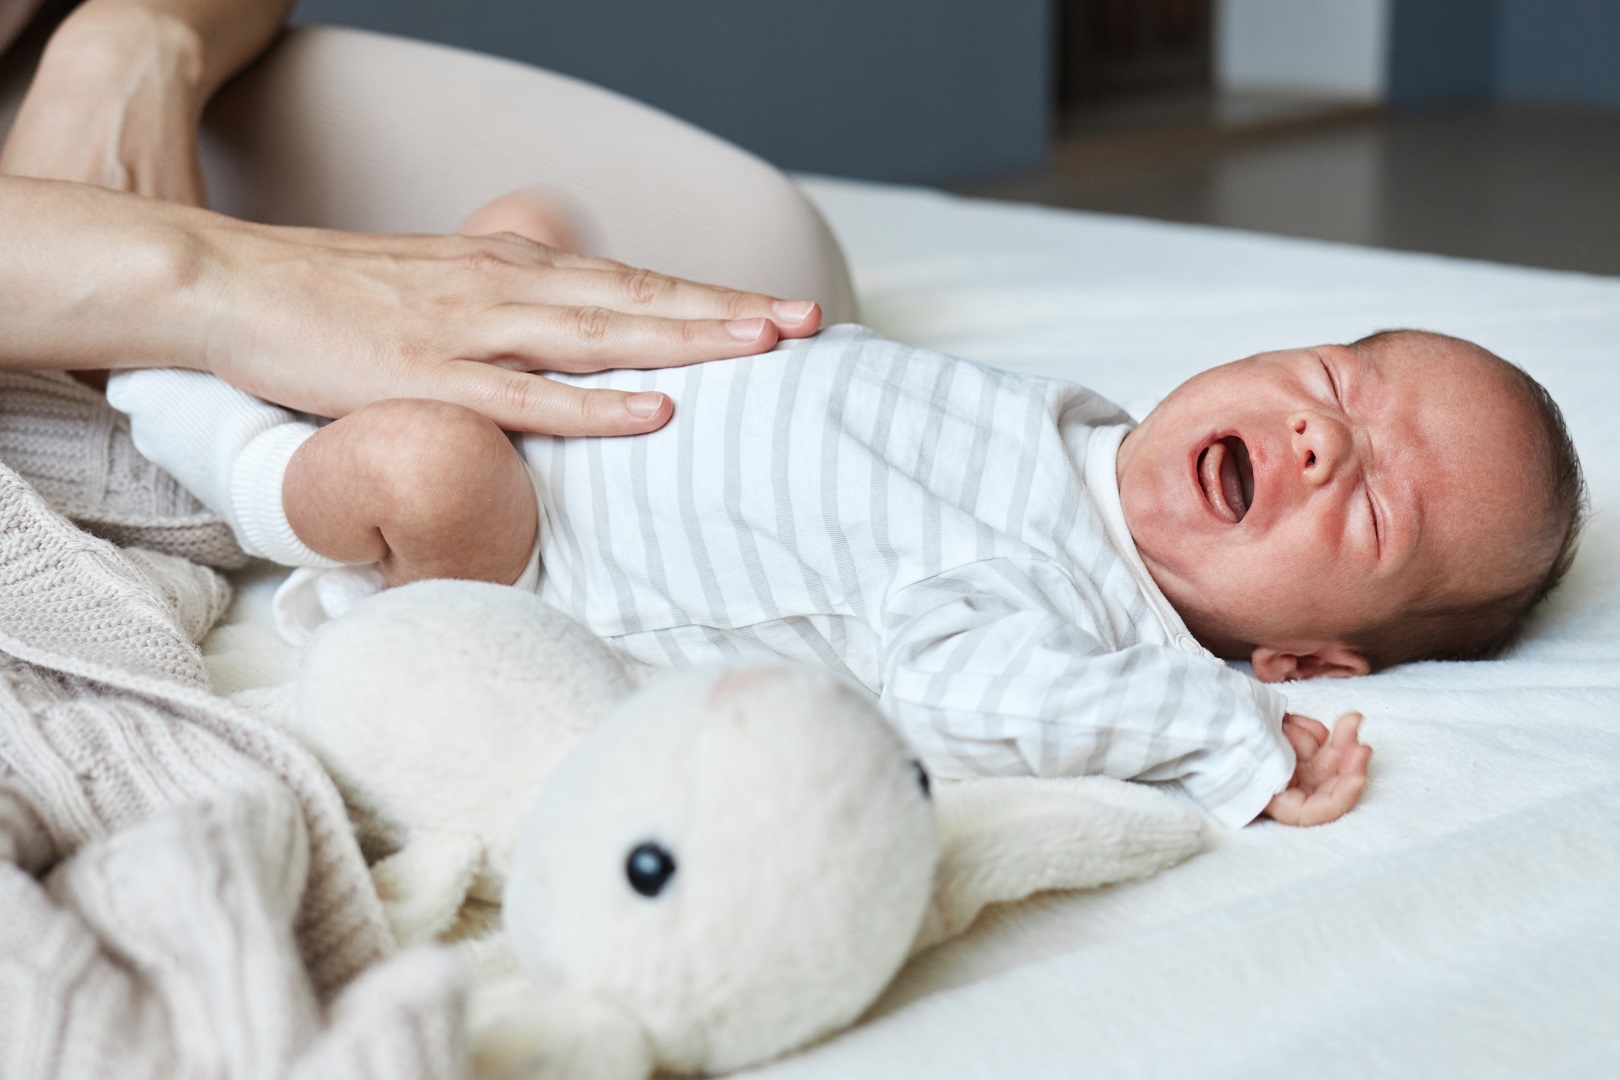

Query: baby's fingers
left=1261, top=783, right=1350, bottom=827
left=1283, top=713, right=1330, bottom=746
left=1329, top=711, right=1365, bottom=748
left=1297, top=772, right=1368, bottom=826
left=1280, top=723, right=1321, bottom=763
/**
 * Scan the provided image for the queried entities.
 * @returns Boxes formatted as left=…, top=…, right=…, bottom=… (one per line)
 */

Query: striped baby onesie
left=108, top=325, right=1295, bottom=826
left=524, top=326, right=1291, bottom=826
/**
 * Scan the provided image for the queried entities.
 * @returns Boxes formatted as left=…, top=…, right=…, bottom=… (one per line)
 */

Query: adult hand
left=0, top=8, right=825, bottom=437
left=201, top=219, right=823, bottom=435
left=0, top=178, right=822, bottom=435
left=1, top=0, right=828, bottom=436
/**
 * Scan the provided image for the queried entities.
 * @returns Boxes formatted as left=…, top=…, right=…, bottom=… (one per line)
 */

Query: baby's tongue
left=1199, top=440, right=1249, bottom=523
left=1220, top=445, right=1248, bottom=521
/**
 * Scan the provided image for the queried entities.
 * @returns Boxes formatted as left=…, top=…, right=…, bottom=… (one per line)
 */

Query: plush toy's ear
left=473, top=984, right=655, bottom=1080
left=912, top=776, right=1207, bottom=954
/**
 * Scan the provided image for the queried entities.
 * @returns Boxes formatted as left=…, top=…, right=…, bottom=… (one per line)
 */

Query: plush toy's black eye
left=626, top=842, right=677, bottom=898
left=912, top=760, right=931, bottom=798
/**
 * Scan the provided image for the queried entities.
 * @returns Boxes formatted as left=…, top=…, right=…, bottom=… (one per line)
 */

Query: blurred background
left=292, top=0, right=1620, bottom=276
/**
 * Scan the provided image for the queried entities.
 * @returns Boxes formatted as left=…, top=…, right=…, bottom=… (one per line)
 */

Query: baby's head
left=1116, top=329, right=1584, bottom=681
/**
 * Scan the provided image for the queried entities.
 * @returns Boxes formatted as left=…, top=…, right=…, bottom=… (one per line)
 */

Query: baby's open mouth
left=1197, top=436, right=1254, bottom=523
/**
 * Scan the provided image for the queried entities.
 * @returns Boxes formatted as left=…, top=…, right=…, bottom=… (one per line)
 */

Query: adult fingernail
left=726, top=318, right=767, bottom=341
left=626, top=392, right=664, bottom=419
left=772, top=300, right=816, bottom=324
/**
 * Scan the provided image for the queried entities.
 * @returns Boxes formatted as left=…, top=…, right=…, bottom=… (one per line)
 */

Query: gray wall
left=1390, top=0, right=1620, bottom=109
left=1496, top=0, right=1620, bottom=106
left=290, top=0, right=1052, bottom=185
left=1387, top=0, right=1497, bottom=106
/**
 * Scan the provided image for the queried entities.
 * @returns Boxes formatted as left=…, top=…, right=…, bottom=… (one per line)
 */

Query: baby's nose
left=1289, top=411, right=1352, bottom=485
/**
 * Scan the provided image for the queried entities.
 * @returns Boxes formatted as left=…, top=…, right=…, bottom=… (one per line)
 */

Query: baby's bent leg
left=284, top=399, right=538, bottom=587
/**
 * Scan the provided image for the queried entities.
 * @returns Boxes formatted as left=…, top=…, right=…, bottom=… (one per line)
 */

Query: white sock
left=106, top=369, right=343, bottom=569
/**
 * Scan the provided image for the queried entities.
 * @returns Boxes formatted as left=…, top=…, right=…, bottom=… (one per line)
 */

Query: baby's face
left=1116, top=335, right=1546, bottom=674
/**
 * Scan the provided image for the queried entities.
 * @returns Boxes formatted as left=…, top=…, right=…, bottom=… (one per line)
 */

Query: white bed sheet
left=204, top=178, right=1620, bottom=1078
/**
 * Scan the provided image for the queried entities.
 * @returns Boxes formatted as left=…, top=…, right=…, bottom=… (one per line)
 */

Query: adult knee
left=703, top=163, right=858, bottom=324
left=735, top=169, right=858, bottom=324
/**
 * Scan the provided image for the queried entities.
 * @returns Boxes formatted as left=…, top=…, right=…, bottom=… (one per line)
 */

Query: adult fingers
left=496, top=265, right=823, bottom=336
left=479, top=305, right=789, bottom=373
left=429, top=362, right=674, bottom=436
left=412, top=233, right=824, bottom=338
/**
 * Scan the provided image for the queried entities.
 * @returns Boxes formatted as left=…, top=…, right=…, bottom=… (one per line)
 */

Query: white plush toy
left=289, top=580, right=1208, bottom=1079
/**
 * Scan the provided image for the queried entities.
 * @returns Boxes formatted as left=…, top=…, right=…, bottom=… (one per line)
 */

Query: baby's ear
left=1251, top=644, right=1370, bottom=683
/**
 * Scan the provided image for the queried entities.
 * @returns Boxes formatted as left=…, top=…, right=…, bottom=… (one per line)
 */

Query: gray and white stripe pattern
left=523, top=326, right=1292, bottom=827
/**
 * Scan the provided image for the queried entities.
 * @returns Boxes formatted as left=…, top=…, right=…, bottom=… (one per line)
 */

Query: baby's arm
left=878, top=559, right=1301, bottom=829
left=283, top=398, right=537, bottom=587
left=1261, top=712, right=1372, bottom=827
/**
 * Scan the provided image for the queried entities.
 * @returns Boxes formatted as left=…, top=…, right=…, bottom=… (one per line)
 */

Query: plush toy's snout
left=706, top=665, right=793, bottom=703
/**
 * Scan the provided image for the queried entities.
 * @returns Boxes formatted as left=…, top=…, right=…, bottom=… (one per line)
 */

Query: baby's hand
left=1262, top=712, right=1371, bottom=827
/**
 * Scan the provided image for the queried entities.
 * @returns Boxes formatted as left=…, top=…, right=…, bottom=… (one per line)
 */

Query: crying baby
left=107, top=322, right=1583, bottom=830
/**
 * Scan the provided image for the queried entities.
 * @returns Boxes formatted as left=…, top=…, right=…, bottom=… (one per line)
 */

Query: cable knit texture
left=0, top=371, right=467, bottom=1079
left=0, top=372, right=250, bottom=569
left=104, top=368, right=339, bottom=568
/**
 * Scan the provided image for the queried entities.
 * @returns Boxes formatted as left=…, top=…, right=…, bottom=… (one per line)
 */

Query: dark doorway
left=1056, top=0, right=1215, bottom=112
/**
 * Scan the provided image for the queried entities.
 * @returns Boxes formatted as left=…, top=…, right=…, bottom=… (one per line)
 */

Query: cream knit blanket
left=0, top=372, right=466, bottom=1079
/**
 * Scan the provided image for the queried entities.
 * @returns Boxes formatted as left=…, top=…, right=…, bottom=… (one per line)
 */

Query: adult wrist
left=0, top=177, right=228, bottom=373
left=131, top=206, right=246, bottom=375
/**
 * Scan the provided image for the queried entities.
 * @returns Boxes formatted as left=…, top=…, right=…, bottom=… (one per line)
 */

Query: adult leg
left=199, top=26, right=857, bottom=321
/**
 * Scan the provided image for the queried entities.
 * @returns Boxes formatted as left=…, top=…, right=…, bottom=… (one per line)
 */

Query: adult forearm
left=0, top=173, right=823, bottom=436
left=48, top=0, right=293, bottom=103
left=0, top=176, right=215, bottom=371
left=1, top=0, right=292, bottom=203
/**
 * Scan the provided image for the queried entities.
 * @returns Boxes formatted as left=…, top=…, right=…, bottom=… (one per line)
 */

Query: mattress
left=204, top=178, right=1620, bottom=1078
